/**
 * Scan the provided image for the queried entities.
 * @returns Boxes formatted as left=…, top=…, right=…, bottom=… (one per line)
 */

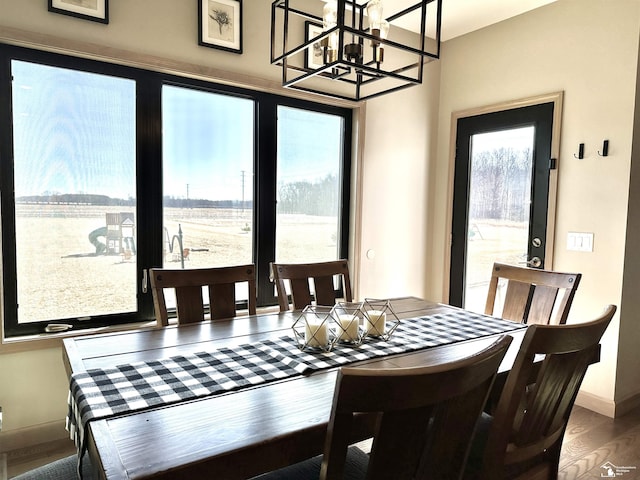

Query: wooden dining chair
left=251, top=335, right=513, bottom=480
left=485, top=262, right=582, bottom=325
left=465, top=304, right=616, bottom=480
left=150, top=264, right=256, bottom=326
left=269, top=259, right=353, bottom=312
left=12, top=454, right=94, bottom=480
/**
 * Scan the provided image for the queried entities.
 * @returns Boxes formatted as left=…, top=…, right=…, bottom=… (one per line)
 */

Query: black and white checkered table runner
left=67, top=310, right=525, bottom=455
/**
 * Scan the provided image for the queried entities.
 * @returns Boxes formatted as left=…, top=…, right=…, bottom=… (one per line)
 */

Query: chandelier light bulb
left=322, top=1, right=339, bottom=62
left=323, top=1, right=338, bottom=30
left=366, top=0, right=384, bottom=28
left=379, top=20, right=389, bottom=39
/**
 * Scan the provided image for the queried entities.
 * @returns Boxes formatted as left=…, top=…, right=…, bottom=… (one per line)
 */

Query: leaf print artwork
left=199, top=0, right=241, bottom=52
left=207, top=2, right=234, bottom=42
left=210, top=9, right=232, bottom=36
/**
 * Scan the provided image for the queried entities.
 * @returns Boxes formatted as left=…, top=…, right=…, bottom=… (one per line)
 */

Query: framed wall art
left=305, top=21, right=324, bottom=69
left=198, top=0, right=243, bottom=54
left=48, top=0, right=109, bottom=24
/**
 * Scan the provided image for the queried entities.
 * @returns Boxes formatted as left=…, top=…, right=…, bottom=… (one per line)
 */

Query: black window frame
left=0, top=43, right=352, bottom=338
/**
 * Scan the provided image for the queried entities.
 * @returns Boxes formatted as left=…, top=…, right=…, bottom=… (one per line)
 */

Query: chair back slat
left=288, top=278, right=314, bottom=310
left=365, top=409, right=432, bottom=480
left=269, top=260, right=352, bottom=312
left=175, top=286, right=206, bottom=324
left=150, top=264, right=256, bottom=326
left=501, top=280, right=532, bottom=322
left=477, top=305, right=615, bottom=479
left=209, top=283, right=237, bottom=320
left=313, top=275, right=340, bottom=306
left=485, top=262, right=581, bottom=325
left=527, top=284, right=559, bottom=325
left=417, top=381, right=502, bottom=479
left=514, top=353, right=587, bottom=446
left=321, top=336, right=513, bottom=480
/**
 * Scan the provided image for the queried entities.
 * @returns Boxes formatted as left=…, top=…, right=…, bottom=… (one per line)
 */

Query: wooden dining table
left=62, top=297, right=529, bottom=480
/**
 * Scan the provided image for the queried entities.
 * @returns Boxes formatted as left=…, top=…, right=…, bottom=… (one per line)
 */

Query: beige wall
left=431, top=0, right=640, bottom=414
left=1, top=0, right=276, bottom=88
left=0, top=0, right=639, bottom=443
left=0, top=348, right=69, bottom=435
left=357, top=68, right=440, bottom=300
left=620, top=33, right=640, bottom=404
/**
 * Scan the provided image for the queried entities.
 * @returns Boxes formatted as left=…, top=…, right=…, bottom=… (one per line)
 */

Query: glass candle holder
left=331, top=302, right=365, bottom=345
left=292, top=305, right=336, bottom=352
left=362, top=298, right=400, bottom=341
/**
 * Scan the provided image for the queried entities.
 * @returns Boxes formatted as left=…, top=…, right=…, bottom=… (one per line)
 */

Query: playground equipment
left=164, top=224, right=188, bottom=269
left=87, top=218, right=194, bottom=267
left=89, top=212, right=136, bottom=256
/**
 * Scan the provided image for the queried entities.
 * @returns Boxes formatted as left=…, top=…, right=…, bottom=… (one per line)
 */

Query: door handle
left=142, top=268, right=148, bottom=294
left=520, top=256, right=542, bottom=268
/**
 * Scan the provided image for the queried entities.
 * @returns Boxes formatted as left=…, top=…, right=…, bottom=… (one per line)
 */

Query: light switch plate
left=567, top=232, right=594, bottom=252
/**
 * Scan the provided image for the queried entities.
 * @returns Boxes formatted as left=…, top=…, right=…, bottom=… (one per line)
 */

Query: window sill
left=0, top=320, right=159, bottom=354
left=1, top=305, right=282, bottom=354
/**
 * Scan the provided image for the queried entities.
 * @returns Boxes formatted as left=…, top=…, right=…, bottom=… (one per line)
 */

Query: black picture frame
left=305, top=21, right=324, bottom=70
left=48, top=0, right=109, bottom=24
left=198, top=0, right=243, bottom=54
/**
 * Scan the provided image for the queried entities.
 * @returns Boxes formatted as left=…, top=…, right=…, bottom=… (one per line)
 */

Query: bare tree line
left=277, top=174, right=339, bottom=216
left=469, top=147, right=532, bottom=222
left=18, top=174, right=341, bottom=217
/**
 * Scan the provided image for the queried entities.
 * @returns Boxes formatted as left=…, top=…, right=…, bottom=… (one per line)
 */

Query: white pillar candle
left=366, top=310, right=386, bottom=336
left=305, top=317, right=329, bottom=347
left=338, top=314, right=359, bottom=341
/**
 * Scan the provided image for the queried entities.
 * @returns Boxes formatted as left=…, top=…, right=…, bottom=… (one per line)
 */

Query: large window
left=276, top=106, right=345, bottom=264
left=162, top=85, right=254, bottom=271
left=161, top=86, right=255, bottom=307
left=0, top=45, right=352, bottom=337
left=11, top=61, right=137, bottom=324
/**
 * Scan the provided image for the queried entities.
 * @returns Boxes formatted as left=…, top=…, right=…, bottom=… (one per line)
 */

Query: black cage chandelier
left=270, top=0, right=442, bottom=102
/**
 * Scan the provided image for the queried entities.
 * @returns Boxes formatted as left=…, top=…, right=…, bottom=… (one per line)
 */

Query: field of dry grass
left=15, top=204, right=338, bottom=323
left=464, top=219, right=528, bottom=312
left=13, top=204, right=523, bottom=322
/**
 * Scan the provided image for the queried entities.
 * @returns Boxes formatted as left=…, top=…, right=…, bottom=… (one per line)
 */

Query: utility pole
left=241, top=170, right=245, bottom=212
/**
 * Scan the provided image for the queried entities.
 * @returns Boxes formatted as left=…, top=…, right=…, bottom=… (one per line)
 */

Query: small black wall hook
left=598, top=140, right=609, bottom=157
left=574, top=143, right=585, bottom=159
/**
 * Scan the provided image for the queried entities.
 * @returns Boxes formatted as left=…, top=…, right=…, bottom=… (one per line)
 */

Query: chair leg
left=546, top=441, right=563, bottom=480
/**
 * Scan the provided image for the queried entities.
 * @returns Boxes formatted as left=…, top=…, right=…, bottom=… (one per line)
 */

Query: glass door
left=450, top=103, right=555, bottom=312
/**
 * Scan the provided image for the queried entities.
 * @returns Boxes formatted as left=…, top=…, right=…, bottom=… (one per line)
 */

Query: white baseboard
left=575, top=391, right=616, bottom=417
left=575, top=390, right=640, bottom=418
left=0, top=420, right=69, bottom=454
left=613, top=391, right=640, bottom=417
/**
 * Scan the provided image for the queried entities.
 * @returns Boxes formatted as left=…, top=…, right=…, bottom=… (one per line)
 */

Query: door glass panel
left=275, top=106, right=343, bottom=263
left=162, top=86, right=254, bottom=305
left=11, top=60, right=137, bottom=323
left=464, top=126, right=535, bottom=313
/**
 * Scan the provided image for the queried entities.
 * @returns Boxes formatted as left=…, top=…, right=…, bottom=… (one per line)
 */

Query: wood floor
left=558, top=405, right=640, bottom=479
left=6, top=405, right=640, bottom=479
